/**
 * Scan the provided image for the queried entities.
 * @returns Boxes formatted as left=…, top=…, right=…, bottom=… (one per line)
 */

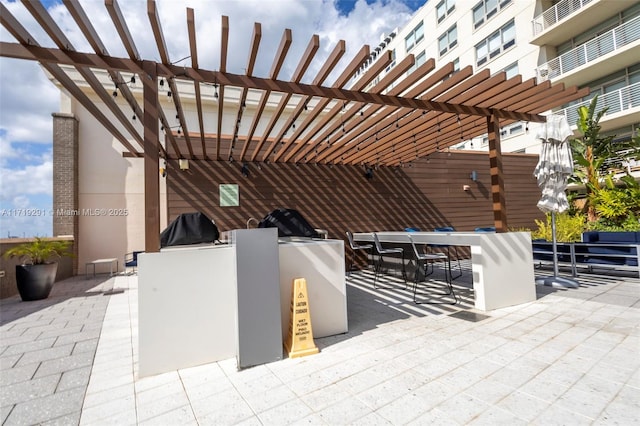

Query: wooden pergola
left=0, top=0, right=589, bottom=251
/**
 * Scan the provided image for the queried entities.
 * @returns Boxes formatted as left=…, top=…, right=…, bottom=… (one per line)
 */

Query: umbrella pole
left=552, top=211, right=559, bottom=277
left=536, top=211, right=580, bottom=288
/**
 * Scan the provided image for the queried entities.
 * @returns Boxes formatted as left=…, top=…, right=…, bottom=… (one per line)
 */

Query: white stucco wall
left=65, top=93, right=167, bottom=271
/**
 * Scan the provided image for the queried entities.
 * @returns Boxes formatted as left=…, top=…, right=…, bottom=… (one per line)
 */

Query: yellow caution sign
left=284, top=278, right=319, bottom=358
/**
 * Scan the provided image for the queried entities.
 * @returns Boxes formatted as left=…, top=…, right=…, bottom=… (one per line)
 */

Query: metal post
left=552, top=211, right=559, bottom=277
left=536, top=211, right=579, bottom=288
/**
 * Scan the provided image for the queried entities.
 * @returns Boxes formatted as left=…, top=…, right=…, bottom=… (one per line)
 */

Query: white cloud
left=0, top=154, right=52, bottom=202
left=0, top=0, right=414, bottom=237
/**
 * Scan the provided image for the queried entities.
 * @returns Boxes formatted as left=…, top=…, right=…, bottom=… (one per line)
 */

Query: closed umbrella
left=533, top=114, right=579, bottom=288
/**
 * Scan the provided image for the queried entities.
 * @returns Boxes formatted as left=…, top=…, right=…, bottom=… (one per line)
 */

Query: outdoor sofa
left=532, top=231, right=640, bottom=277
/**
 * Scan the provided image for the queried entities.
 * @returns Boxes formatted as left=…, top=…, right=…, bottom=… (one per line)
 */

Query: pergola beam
left=253, top=34, right=320, bottom=162
left=291, top=44, right=375, bottom=162
left=239, top=28, right=292, bottom=162
left=21, top=0, right=144, bottom=153
left=0, top=40, right=550, bottom=123
left=325, top=64, right=471, bottom=164
left=105, top=0, right=140, bottom=60
left=308, top=59, right=446, bottom=164
left=188, top=7, right=207, bottom=158
left=230, top=22, right=261, bottom=161
left=214, top=15, right=229, bottom=160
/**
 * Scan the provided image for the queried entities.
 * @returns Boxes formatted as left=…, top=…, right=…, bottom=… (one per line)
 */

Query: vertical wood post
left=143, top=60, right=160, bottom=252
left=487, top=112, right=508, bottom=232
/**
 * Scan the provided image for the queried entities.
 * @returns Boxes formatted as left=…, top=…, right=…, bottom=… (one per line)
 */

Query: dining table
left=353, top=231, right=537, bottom=311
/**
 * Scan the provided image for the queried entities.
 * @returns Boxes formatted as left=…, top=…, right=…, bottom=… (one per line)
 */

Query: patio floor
left=1, top=261, right=639, bottom=425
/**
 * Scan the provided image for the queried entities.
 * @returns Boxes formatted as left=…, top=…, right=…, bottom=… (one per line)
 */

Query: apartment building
left=354, top=0, right=639, bottom=155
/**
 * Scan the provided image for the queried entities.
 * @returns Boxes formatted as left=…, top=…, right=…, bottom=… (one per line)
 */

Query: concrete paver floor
left=1, top=262, right=638, bottom=425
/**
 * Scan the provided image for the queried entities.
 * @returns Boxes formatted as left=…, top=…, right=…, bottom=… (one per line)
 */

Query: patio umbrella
left=533, top=114, right=580, bottom=288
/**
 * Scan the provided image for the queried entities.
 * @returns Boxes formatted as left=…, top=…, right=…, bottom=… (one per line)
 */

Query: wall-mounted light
left=241, top=163, right=250, bottom=177
left=463, top=184, right=470, bottom=191
left=470, top=170, right=478, bottom=181
left=179, top=159, right=189, bottom=170
left=159, top=160, right=167, bottom=177
left=364, top=166, right=374, bottom=180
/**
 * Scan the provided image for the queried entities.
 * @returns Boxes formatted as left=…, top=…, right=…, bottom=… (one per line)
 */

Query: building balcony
left=556, top=81, right=640, bottom=133
left=531, top=0, right=630, bottom=46
left=534, top=16, right=640, bottom=88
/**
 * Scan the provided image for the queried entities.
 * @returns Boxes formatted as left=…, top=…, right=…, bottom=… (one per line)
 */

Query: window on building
left=472, top=0, right=512, bottom=29
left=385, top=49, right=396, bottom=73
left=404, top=21, right=424, bottom=52
left=509, top=123, right=523, bottom=136
left=475, top=20, right=515, bottom=66
left=436, top=0, right=455, bottom=24
left=503, top=62, right=518, bottom=79
left=443, top=58, right=460, bottom=81
left=438, top=25, right=458, bottom=56
left=407, top=50, right=427, bottom=76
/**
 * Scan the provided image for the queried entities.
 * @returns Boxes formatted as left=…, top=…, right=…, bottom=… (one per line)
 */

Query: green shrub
left=3, top=237, right=73, bottom=265
left=587, top=214, right=640, bottom=232
left=531, top=213, right=585, bottom=242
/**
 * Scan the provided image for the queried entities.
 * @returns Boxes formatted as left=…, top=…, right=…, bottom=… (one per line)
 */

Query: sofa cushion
left=582, top=231, right=599, bottom=243
left=585, top=257, right=627, bottom=266
left=597, top=232, right=638, bottom=244
left=583, top=246, right=636, bottom=256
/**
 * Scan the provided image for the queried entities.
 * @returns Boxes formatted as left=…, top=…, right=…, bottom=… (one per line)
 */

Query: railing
left=555, top=82, right=640, bottom=127
left=532, top=0, right=594, bottom=36
left=535, top=16, right=640, bottom=82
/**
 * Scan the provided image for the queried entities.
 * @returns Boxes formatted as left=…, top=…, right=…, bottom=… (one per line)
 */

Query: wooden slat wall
left=167, top=151, right=544, bottom=244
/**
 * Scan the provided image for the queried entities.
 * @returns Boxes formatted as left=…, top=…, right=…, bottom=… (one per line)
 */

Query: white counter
left=278, top=238, right=348, bottom=338
left=138, top=244, right=237, bottom=378
left=354, top=231, right=536, bottom=311
left=138, top=235, right=347, bottom=377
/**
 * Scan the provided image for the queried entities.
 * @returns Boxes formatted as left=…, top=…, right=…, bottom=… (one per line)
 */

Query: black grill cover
left=258, top=208, right=320, bottom=238
left=160, top=212, right=220, bottom=247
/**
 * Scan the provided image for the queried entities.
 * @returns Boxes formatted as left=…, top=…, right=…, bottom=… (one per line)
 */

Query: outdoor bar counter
left=137, top=229, right=347, bottom=377
left=353, top=231, right=536, bottom=311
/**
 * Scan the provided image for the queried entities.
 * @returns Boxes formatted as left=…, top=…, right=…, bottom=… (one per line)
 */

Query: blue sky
left=0, top=0, right=420, bottom=238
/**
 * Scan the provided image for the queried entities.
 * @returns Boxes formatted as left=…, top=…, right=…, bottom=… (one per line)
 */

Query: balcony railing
left=555, top=81, right=640, bottom=127
left=535, top=16, right=640, bottom=81
left=532, top=0, right=594, bottom=36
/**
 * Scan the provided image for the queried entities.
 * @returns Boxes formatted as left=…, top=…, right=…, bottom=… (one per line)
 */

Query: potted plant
left=3, top=237, right=73, bottom=301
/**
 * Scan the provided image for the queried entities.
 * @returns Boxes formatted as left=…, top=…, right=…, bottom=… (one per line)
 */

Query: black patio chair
left=373, top=233, right=407, bottom=289
left=431, top=226, right=462, bottom=279
left=408, top=234, right=457, bottom=305
left=345, top=231, right=373, bottom=276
